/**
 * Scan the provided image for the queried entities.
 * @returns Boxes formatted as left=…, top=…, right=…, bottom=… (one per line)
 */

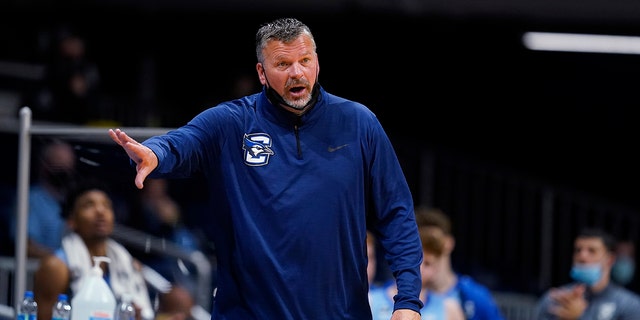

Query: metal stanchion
left=14, top=106, right=32, bottom=310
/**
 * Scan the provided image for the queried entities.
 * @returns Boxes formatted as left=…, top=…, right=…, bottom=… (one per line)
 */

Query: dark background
left=6, top=1, right=638, bottom=208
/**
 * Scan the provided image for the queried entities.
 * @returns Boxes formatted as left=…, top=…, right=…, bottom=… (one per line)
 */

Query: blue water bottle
left=17, top=290, right=37, bottom=320
left=114, top=293, right=136, bottom=320
left=52, top=294, right=71, bottom=320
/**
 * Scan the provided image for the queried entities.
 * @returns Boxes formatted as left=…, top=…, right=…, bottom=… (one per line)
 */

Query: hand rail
left=111, top=223, right=213, bottom=311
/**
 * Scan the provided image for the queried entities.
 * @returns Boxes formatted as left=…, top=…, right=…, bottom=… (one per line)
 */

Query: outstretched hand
left=108, top=128, right=158, bottom=189
left=548, top=284, right=587, bottom=319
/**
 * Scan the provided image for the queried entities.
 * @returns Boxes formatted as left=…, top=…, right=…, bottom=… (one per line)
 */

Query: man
left=414, top=206, right=505, bottom=320
left=109, top=17, right=423, bottom=320
left=10, top=139, right=77, bottom=258
left=33, top=179, right=193, bottom=320
left=368, top=230, right=466, bottom=320
left=534, top=227, right=640, bottom=319
left=611, top=239, right=636, bottom=289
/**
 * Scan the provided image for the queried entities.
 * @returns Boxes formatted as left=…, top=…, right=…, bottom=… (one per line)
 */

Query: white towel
left=62, top=232, right=155, bottom=319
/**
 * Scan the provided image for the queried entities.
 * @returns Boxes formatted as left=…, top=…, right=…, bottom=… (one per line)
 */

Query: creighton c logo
left=242, top=133, right=274, bottom=166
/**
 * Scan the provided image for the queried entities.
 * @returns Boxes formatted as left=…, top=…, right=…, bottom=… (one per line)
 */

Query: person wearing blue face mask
left=611, top=240, right=636, bottom=289
left=533, top=228, right=640, bottom=319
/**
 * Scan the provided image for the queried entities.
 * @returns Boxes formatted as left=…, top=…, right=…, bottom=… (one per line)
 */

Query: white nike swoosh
left=328, top=144, right=348, bottom=152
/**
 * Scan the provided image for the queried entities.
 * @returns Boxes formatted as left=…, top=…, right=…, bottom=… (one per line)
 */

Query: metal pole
left=14, top=106, right=32, bottom=310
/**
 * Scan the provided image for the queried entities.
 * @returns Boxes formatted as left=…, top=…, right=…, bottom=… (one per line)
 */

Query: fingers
left=550, top=290, right=570, bottom=305
left=549, top=287, right=575, bottom=305
left=548, top=285, right=588, bottom=319
left=572, top=284, right=586, bottom=296
left=108, top=128, right=126, bottom=146
left=135, top=166, right=152, bottom=189
left=109, top=128, right=156, bottom=189
left=109, top=128, right=139, bottom=146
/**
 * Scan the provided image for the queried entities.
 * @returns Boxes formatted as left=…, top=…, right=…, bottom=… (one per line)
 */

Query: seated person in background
left=533, top=227, right=640, bottom=319
left=10, top=138, right=78, bottom=258
left=414, top=206, right=505, bottom=320
left=611, top=239, right=636, bottom=290
left=368, top=230, right=466, bottom=320
left=133, top=178, right=202, bottom=288
left=33, top=178, right=194, bottom=320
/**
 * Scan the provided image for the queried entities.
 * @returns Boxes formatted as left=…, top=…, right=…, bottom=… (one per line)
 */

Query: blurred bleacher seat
left=493, top=291, right=538, bottom=320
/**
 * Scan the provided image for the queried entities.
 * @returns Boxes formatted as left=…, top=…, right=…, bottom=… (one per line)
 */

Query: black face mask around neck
left=265, top=82, right=320, bottom=113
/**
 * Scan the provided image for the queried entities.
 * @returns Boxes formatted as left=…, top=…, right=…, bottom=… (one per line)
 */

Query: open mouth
left=290, top=86, right=305, bottom=93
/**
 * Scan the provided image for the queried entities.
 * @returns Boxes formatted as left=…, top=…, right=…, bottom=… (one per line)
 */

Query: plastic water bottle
left=17, top=290, right=37, bottom=320
left=52, top=294, right=71, bottom=320
left=114, top=293, right=136, bottom=320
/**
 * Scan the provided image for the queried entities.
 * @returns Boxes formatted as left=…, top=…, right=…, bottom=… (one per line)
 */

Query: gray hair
left=255, top=17, right=316, bottom=63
